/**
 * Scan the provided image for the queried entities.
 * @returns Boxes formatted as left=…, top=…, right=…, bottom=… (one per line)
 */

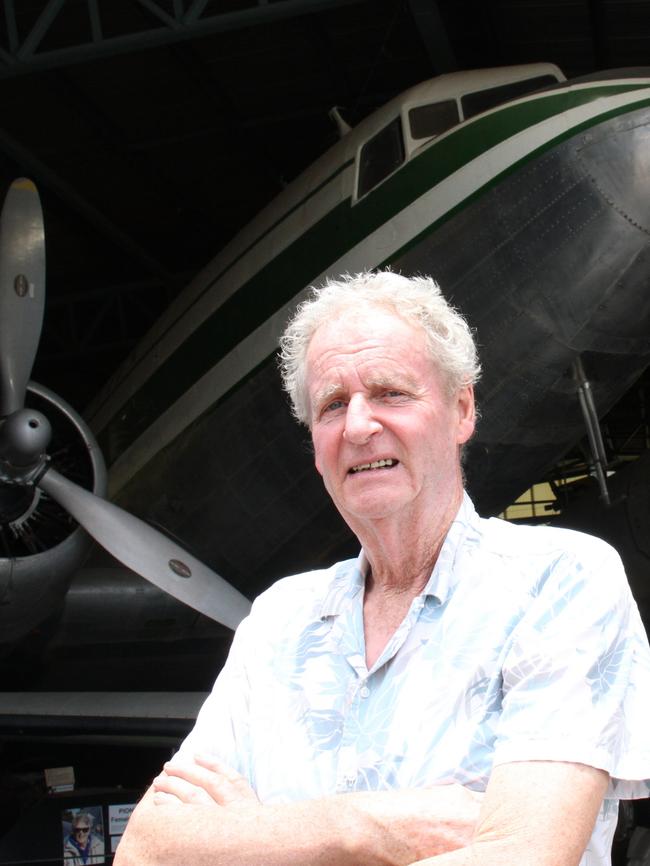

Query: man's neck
left=356, top=486, right=463, bottom=594
left=357, top=487, right=464, bottom=670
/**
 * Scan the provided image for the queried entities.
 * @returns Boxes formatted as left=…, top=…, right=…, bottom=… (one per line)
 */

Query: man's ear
left=312, top=433, right=324, bottom=476
left=456, top=385, right=476, bottom=445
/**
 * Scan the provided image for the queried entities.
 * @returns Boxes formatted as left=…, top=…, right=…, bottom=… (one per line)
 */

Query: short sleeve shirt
left=177, top=494, right=650, bottom=866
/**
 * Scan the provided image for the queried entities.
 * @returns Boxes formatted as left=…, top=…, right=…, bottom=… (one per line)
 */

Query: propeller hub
left=0, top=409, right=51, bottom=483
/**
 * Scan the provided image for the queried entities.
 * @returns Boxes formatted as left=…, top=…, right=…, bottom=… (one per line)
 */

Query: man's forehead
left=305, top=311, right=442, bottom=390
left=307, top=356, right=438, bottom=414
left=312, top=368, right=420, bottom=393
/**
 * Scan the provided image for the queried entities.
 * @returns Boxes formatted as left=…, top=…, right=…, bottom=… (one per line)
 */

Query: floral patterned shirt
left=178, top=494, right=650, bottom=866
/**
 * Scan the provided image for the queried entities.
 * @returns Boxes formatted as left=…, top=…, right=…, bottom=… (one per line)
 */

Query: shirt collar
left=319, top=492, right=481, bottom=617
left=421, top=492, right=481, bottom=605
left=319, top=552, right=366, bottom=618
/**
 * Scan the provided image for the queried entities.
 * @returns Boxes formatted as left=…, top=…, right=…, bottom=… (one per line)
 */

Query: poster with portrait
left=61, top=805, right=105, bottom=865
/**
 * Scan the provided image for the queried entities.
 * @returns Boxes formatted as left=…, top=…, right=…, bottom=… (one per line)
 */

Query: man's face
left=72, top=822, right=91, bottom=845
left=307, top=307, right=475, bottom=528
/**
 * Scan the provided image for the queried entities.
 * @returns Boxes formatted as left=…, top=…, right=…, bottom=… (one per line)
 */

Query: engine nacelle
left=0, top=381, right=106, bottom=647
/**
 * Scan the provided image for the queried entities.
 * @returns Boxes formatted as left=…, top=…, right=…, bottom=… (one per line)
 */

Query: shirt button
left=360, top=685, right=370, bottom=698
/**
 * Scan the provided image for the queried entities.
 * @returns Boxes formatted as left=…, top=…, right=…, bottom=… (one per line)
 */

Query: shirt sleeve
left=492, top=536, right=650, bottom=800
left=171, top=610, right=254, bottom=779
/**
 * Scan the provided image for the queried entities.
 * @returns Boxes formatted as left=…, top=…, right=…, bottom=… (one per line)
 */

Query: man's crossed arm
left=114, top=755, right=607, bottom=866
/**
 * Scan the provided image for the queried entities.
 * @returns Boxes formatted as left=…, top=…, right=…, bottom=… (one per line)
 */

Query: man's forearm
left=115, top=788, right=369, bottom=866
left=409, top=761, right=609, bottom=866
left=115, top=781, right=480, bottom=866
left=115, top=788, right=415, bottom=866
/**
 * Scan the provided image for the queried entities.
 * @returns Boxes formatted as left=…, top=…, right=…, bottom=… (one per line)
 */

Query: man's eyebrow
left=366, top=373, right=418, bottom=390
left=311, top=373, right=420, bottom=407
left=312, top=382, right=345, bottom=408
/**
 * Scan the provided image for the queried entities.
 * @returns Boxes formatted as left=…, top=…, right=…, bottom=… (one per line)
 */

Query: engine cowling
left=0, top=381, right=106, bottom=647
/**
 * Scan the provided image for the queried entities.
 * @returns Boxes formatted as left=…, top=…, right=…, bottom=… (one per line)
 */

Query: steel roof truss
left=0, top=0, right=368, bottom=78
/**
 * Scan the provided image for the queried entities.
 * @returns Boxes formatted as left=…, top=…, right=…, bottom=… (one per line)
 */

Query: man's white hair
left=279, top=270, right=481, bottom=426
left=72, top=812, right=93, bottom=828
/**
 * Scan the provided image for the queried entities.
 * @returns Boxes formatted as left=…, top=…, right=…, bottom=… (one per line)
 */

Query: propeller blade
left=0, top=179, right=46, bottom=417
left=38, top=467, right=251, bottom=631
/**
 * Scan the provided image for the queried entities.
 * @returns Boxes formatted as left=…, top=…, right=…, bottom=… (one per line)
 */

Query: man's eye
left=324, top=399, right=345, bottom=413
left=384, top=390, right=405, bottom=399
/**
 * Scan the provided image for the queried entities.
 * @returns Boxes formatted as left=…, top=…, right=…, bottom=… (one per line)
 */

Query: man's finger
left=162, top=762, right=216, bottom=790
left=192, top=753, right=239, bottom=778
left=193, top=755, right=260, bottom=804
left=152, top=791, right=183, bottom=806
left=153, top=771, right=216, bottom=805
left=163, top=759, right=260, bottom=810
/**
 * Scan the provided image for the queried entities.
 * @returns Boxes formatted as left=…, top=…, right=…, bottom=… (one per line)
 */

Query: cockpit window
left=409, top=100, right=460, bottom=140
left=357, top=117, right=404, bottom=198
left=461, top=75, right=559, bottom=119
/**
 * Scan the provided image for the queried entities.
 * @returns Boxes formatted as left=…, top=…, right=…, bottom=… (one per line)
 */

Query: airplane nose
left=343, top=395, right=382, bottom=444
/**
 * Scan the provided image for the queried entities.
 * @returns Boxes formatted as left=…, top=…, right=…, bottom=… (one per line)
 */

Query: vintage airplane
left=2, top=60, right=650, bottom=727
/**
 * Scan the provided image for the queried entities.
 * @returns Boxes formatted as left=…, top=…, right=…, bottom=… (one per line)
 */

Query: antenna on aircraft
left=0, top=179, right=251, bottom=631
left=329, top=106, right=351, bottom=137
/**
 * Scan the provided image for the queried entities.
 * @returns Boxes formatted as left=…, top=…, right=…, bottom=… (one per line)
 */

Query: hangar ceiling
left=1, top=0, right=649, bottom=417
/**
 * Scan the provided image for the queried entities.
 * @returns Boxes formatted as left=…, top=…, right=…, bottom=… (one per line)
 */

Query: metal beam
left=0, top=0, right=368, bottom=79
left=407, top=0, right=457, bottom=74
left=4, top=0, right=19, bottom=53
left=18, top=0, right=67, bottom=60
left=185, top=0, right=211, bottom=24
left=87, top=0, right=103, bottom=43
left=135, top=0, right=182, bottom=30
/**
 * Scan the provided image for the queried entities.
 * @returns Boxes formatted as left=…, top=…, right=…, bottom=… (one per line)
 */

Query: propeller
left=0, top=179, right=45, bottom=418
left=0, top=179, right=251, bottom=631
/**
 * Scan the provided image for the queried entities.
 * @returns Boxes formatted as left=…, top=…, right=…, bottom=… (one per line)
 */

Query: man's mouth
left=349, top=458, right=398, bottom=474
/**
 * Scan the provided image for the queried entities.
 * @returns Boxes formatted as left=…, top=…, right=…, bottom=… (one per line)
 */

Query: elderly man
left=64, top=812, right=105, bottom=865
left=117, top=271, right=650, bottom=866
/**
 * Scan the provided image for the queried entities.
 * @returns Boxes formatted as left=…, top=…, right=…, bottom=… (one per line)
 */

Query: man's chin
left=338, top=491, right=413, bottom=523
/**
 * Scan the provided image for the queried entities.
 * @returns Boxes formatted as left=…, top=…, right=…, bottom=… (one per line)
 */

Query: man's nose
left=343, top=394, right=382, bottom=444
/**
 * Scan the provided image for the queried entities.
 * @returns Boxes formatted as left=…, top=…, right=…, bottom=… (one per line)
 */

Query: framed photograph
left=61, top=806, right=105, bottom=865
